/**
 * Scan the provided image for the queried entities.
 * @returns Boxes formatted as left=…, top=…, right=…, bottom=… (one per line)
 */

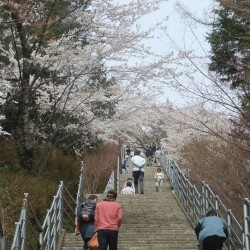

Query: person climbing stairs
left=61, top=158, right=197, bottom=250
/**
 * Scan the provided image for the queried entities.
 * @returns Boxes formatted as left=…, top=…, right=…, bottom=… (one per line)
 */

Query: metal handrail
left=75, top=162, right=84, bottom=234
left=243, top=198, right=250, bottom=250
left=8, top=163, right=84, bottom=250
left=117, top=157, right=120, bottom=194
left=160, top=154, right=249, bottom=250
left=11, top=193, right=29, bottom=250
left=0, top=237, right=7, bottom=250
left=39, top=182, right=64, bottom=250
left=103, top=171, right=115, bottom=194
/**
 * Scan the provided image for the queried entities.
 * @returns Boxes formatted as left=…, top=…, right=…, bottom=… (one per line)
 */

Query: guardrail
left=104, top=156, right=121, bottom=195
left=75, top=162, right=84, bottom=234
left=39, top=182, right=64, bottom=250
left=103, top=171, right=115, bottom=194
left=11, top=193, right=29, bottom=250
left=243, top=199, right=250, bottom=250
left=9, top=163, right=84, bottom=250
left=117, top=157, right=120, bottom=194
left=0, top=237, right=7, bottom=250
left=160, top=155, right=250, bottom=250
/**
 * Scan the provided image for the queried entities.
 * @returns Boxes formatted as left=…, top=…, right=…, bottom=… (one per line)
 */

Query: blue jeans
left=97, top=229, right=118, bottom=250
left=132, top=171, right=144, bottom=193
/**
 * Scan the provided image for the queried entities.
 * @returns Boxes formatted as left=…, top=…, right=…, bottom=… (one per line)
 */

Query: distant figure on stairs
left=195, top=209, right=229, bottom=250
left=126, top=145, right=130, bottom=156
left=154, top=148, right=161, bottom=166
left=123, top=177, right=135, bottom=190
left=154, top=167, right=164, bottom=192
left=145, top=147, right=152, bottom=166
left=76, top=194, right=98, bottom=250
left=131, top=149, right=146, bottom=194
left=122, top=155, right=129, bottom=174
left=95, top=190, right=122, bottom=250
left=121, top=181, right=135, bottom=194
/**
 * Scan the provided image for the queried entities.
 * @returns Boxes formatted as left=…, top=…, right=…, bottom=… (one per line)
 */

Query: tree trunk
left=13, top=47, right=34, bottom=171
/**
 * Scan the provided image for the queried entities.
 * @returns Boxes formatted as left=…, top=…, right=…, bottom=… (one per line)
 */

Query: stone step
left=61, top=160, right=197, bottom=250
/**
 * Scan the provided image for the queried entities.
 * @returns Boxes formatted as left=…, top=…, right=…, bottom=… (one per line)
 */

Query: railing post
left=111, top=171, right=115, bottom=190
left=0, top=236, right=7, bottom=250
left=23, top=193, right=28, bottom=250
left=227, top=210, right=232, bottom=250
left=201, top=182, right=207, bottom=217
left=117, top=157, right=120, bottom=194
left=191, top=187, right=195, bottom=221
left=47, top=211, right=51, bottom=249
left=52, top=197, right=57, bottom=250
left=11, top=193, right=29, bottom=250
left=243, top=199, right=250, bottom=250
left=59, top=182, right=64, bottom=235
left=75, top=163, right=84, bottom=234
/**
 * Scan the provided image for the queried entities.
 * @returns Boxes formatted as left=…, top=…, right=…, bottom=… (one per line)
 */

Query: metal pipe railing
left=0, top=236, right=7, bottom=250
left=11, top=193, right=29, bottom=250
left=8, top=162, right=85, bottom=250
left=243, top=198, right=250, bottom=250
left=160, top=154, right=249, bottom=250
left=117, top=157, right=120, bottom=194
left=75, top=161, right=84, bottom=234
left=39, top=182, right=64, bottom=250
left=103, top=171, right=115, bottom=194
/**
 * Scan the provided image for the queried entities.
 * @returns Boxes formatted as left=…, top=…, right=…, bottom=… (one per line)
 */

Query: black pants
left=203, top=235, right=226, bottom=250
left=97, top=229, right=118, bottom=250
left=83, top=237, right=91, bottom=248
left=132, top=171, right=144, bottom=193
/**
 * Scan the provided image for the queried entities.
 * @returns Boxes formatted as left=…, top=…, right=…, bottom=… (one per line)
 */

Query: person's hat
left=106, top=189, right=117, bottom=200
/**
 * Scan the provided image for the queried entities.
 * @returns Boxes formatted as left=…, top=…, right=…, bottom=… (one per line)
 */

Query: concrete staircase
left=61, top=160, right=197, bottom=250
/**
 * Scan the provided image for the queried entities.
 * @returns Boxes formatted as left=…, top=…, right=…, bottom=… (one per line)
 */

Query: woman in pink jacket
left=95, top=190, right=122, bottom=250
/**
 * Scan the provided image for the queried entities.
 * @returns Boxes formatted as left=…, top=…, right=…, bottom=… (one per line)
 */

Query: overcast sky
left=141, top=0, right=216, bottom=106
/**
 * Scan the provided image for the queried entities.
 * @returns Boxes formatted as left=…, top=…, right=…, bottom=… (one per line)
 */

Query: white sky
left=139, top=0, right=216, bottom=106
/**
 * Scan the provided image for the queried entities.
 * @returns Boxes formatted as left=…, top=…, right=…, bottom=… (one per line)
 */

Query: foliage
left=0, top=140, right=118, bottom=240
left=207, top=3, right=250, bottom=120
left=0, top=0, right=181, bottom=173
left=207, top=5, right=249, bottom=87
left=181, top=137, right=250, bottom=219
left=0, top=171, right=58, bottom=237
left=83, top=143, right=120, bottom=193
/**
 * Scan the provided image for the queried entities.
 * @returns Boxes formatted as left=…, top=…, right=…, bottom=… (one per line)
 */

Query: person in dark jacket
left=126, top=146, right=131, bottom=156
left=195, top=209, right=228, bottom=250
left=77, top=194, right=98, bottom=250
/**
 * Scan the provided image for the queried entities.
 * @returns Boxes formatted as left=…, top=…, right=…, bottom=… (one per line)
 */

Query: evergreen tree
left=207, top=2, right=250, bottom=120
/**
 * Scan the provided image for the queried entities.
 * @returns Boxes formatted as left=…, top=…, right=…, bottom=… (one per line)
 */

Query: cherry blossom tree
left=0, top=0, right=184, bottom=172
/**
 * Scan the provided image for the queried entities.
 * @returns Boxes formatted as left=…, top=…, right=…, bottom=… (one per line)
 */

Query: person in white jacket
left=131, top=150, right=146, bottom=194
left=123, top=177, right=135, bottom=191
left=121, top=182, right=135, bottom=194
left=154, top=167, right=164, bottom=192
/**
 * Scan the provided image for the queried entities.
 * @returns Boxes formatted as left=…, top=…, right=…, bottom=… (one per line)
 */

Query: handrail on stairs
left=103, top=155, right=121, bottom=195
left=160, top=154, right=250, bottom=250
left=75, top=161, right=84, bottom=234
left=11, top=193, right=29, bottom=250
left=39, top=181, right=64, bottom=250
left=243, top=198, right=250, bottom=250
left=103, top=171, right=115, bottom=195
left=9, top=163, right=84, bottom=250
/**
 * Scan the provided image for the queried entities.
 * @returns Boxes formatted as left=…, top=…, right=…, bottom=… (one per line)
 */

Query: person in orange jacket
left=94, top=189, right=122, bottom=250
